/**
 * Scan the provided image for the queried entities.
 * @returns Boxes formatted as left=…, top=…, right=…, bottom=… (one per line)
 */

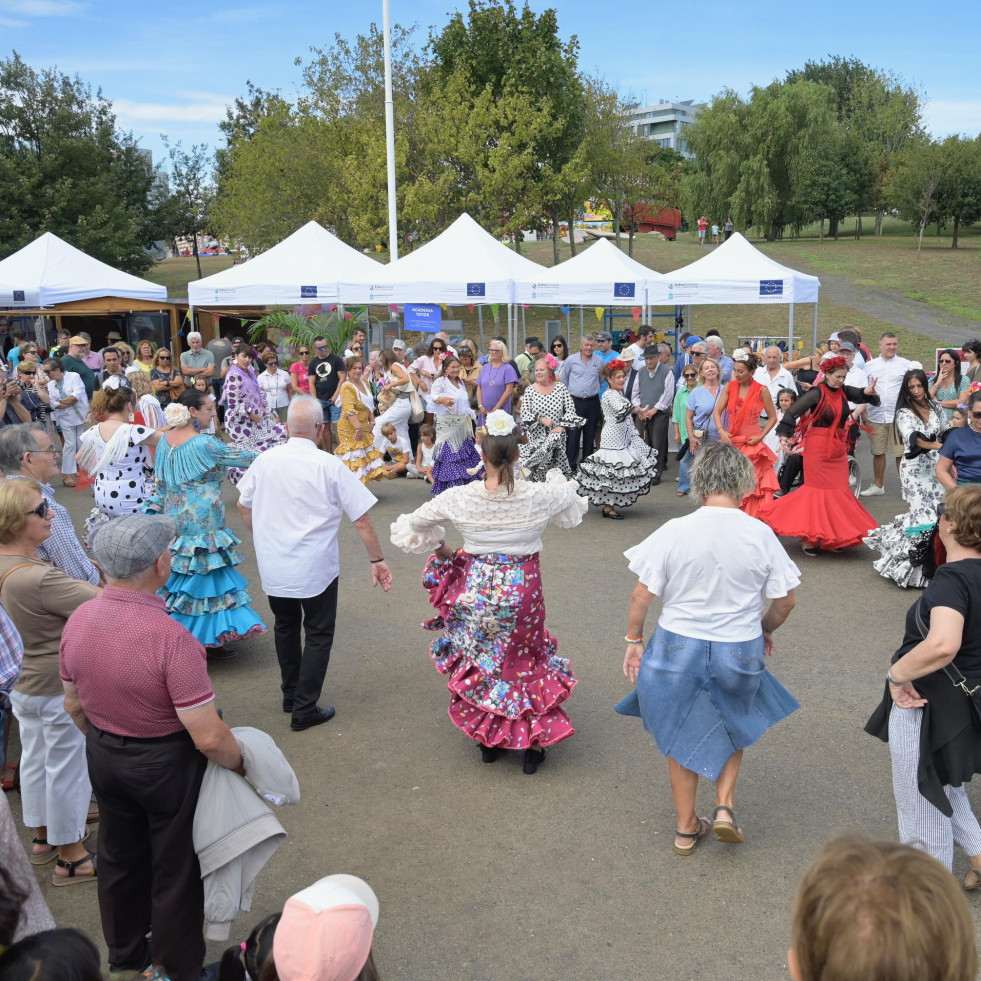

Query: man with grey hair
left=630, top=343, right=675, bottom=484
left=705, top=335, right=734, bottom=383
left=61, top=512, right=243, bottom=981
left=236, top=397, right=392, bottom=731
left=753, top=345, right=795, bottom=405
left=180, top=331, right=215, bottom=386
left=0, top=423, right=99, bottom=584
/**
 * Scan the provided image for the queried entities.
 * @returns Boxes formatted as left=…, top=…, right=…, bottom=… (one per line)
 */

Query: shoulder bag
left=914, top=598, right=981, bottom=729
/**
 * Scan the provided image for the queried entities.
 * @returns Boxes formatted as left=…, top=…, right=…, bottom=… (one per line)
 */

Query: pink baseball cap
left=273, top=874, right=379, bottom=981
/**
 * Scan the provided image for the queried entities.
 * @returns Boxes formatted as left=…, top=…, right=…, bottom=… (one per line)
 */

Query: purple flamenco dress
left=430, top=376, right=481, bottom=495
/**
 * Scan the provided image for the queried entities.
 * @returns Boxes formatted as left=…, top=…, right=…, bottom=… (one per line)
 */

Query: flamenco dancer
left=429, top=355, right=481, bottom=493
left=391, top=411, right=587, bottom=774
left=758, top=355, right=880, bottom=555
left=711, top=351, right=779, bottom=518
left=865, top=368, right=948, bottom=587
left=576, top=359, right=658, bottom=519
left=144, top=390, right=265, bottom=654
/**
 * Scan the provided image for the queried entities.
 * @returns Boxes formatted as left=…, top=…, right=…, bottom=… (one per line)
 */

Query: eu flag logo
left=760, top=280, right=783, bottom=296
left=614, top=282, right=635, bottom=298
left=13, top=291, right=25, bottom=302
left=301, top=286, right=318, bottom=298
left=467, top=283, right=486, bottom=297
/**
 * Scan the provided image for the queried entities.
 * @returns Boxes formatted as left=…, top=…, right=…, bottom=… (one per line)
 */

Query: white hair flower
left=163, top=402, right=191, bottom=427
left=733, top=350, right=750, bottom=363
left=485, top=410, right=517, bottom=436
left=907, top=360, right=923, bottom=371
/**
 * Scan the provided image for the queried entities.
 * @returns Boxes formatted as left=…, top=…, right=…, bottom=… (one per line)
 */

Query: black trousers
left=86, top=726, right=207, bottom=981
left=637, top=409, right=669, bottom=480
left=567, top=395, right=601, bottom=470
left=268, top=577, right=339, bottom=716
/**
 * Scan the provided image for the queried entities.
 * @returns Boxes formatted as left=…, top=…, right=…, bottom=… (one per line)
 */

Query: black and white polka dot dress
left=91, top=425, right=153, bottom=517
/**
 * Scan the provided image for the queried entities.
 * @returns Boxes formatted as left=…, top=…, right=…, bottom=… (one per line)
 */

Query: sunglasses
left=158, top=356, right=170, bottom=360
left=551, top=344, right=563, bottom=349
left=351, top=346, right=362, bottom=352
left=315, top=345, right=328, bottom=352
left=298, top=350, right=310, bottom=355
left=972, top=411, right=981, bottom=421
left=25, top=500, right=49, bottom=519
left=683, top=373, right=697, bottom=379
left=940, top=358, right=956, bottom=364
left=432, top=346, right=445, bottom=352
left=267, top=361, right=279, bottom=366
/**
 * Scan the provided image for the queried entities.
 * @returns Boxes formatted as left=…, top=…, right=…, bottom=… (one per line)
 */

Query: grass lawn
left=144, top=219, right=977, bottom=367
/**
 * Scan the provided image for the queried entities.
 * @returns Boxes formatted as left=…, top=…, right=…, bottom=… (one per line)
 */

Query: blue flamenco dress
left=143, top=433, right=266, bottom=647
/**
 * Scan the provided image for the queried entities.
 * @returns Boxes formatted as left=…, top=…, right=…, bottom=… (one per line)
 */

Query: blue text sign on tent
left=760, top=280, right=783, bottom=296
left=405, top=303, right=442, bottom=333
left=614, top=282, right=636, bottom=298
left=467, top=283, right=486, bottom=297
left=300, top=286, right=318, bottom=298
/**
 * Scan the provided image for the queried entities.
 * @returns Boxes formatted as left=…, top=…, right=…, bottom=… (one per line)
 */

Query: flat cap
left=91, top=513, right=176, bottom=580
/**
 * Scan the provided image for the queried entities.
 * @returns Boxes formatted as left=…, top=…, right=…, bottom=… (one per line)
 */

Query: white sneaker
left=860, top=484, right=885, bottom=497
left=848, top=473, right=857, bottom=488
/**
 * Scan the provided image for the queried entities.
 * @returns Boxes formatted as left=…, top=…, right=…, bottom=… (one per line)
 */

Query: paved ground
left=9, top=438, right=981, bottom=980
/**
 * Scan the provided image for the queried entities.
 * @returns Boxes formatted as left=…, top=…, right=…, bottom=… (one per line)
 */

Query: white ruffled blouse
left=391, top=469, right=587, bottom=556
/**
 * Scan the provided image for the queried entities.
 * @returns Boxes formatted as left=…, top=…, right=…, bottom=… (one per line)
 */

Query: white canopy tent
left=512, top=237, right=667, bottom=306
left=0, top=232, right=167, bottom=307
left=340, top=213, right=548, bottom=351
left=646, top=232, right=821, bottom=349
left=187, top=220, right=382, bottom=308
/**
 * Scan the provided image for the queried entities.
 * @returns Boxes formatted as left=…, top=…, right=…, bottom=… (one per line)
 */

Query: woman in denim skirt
left=618, top=443, right=800, bottom=855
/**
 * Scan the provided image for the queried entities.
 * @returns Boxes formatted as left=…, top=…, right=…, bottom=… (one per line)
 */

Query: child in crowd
left=192, top=376, right=218, bottom=433
left=407, top=424, right=436, bottom=481
left=764, top=387, right=798, bottom=469
left=951, top=406, right=967, bottom=428
left=380, top=422, right=410, bottom=478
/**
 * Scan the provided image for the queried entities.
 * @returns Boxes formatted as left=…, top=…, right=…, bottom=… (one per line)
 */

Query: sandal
left=674, top=816, right=711, bottom=856
left=1, top=762, right=18, bottom=792
left=964, top=868, right=981, bottom=891
left=30, top=836, right=59, bottom=865
left=602, top=507, right=625, bottom=520
left=52, top=850, right=97, bottom=886
left=800, top=539, right=819, bottom=556
left=712, top=805, right=745, bottom=844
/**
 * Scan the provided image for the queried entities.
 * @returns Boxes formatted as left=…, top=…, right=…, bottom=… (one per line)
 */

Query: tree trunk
left=613, top=205, right=621, bottom=248
left=917, top=219, right=926, bottom=256
left=952, top=215, right=960, bottom=249
left=513, top=233, right=522, bottom=255
left=628, top=225, right=635, bottom=257
left=855, top=215, right=862, bottom=239
left=551, top=220, right=561, bottom=266
left=819, top=218, right=824, bottom=242
left=568, top=211, right=578, bottom=257
left=936, top=222, right=942, bottom=237
left=875, top=210, right=884, bottom=236
left=192, top=231, right=202, bottom=280
left=829, top=216, right=839, bottom=240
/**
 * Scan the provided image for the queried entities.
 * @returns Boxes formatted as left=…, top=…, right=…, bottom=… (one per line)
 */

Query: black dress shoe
left=523, top=748, right=546, bottom=774
left=282, top=694, right=294, bottom=713
left=479, top=743, right=500, bottom=763
left=290, top=706, right=336, bottom=731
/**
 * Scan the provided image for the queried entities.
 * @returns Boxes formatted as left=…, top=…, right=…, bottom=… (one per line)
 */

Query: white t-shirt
left=418, top=441, right=436, bottom=468
left=385, top=435, right=411, bottom=464
left=258, top=368, right=291, bottom=409
left=237, top=437, right=376, bottom=598
left=864, top=355, right=911, bottom=424
left=624, top=506, right=801, bottom=642
left=753, top=365, right=796, bottom=406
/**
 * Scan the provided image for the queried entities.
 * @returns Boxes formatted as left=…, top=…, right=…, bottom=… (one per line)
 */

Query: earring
left=192, top=417, right=200, bottom=431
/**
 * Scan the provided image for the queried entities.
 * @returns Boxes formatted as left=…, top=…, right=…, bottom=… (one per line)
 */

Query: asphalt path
left=11, top=436, right=981, bottom=980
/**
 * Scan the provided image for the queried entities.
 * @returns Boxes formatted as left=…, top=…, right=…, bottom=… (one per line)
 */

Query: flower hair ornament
left=484, top=410, right=517, bottom=436
left=606, top=359, right=627, bottom=374
left=906, top=360, right=924, bottom=372
left=163, top=402, right=191, bottom=427
left=544, top=353, right=559, bottom=371
left=820, top=356, right=847, bottom=374
left=102, top=374, right=131, bottom=392
left=733, top=350, right=751, bottom=363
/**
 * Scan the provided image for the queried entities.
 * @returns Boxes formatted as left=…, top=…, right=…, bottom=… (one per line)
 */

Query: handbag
left=676, top=439, right=689, bottom=462
left=406, top=379, right=425, bottom=424
left=913, top=598, right=981, bottom=728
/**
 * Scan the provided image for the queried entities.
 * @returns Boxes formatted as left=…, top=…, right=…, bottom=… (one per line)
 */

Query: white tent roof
left=187, top=221, right=382, bottom=307
left=0, top=232, right=167, bottom=307
left=646, top=232, right=820, bottom=305
left=513, top=237, right=667, bottom=306
left=339, top=213, right=547, bottom=304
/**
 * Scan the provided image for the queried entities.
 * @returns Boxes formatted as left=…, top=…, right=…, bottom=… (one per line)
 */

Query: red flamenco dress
left=722, top=379, right=779, bottom=519
left=758, top=382, right=878, bottom=549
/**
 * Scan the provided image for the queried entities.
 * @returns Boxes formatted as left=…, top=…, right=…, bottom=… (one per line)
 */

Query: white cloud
left=923, top=100, right=981, bottom=139
left=112, top=93, right=234, bottom=126
left=209, top=3, right=279, bottom=24
left=0, top=14, right=28, bottom=25
left=0, top=0, right=87, bottom=14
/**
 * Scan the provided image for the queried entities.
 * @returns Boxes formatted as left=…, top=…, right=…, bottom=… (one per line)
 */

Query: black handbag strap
left=913, top=598, right=980, bottom=697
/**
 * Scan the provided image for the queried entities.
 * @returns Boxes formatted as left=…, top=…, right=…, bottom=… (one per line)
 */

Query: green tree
left=888, top=139, right=943, bottom=254
left=0, top=51, right=160, bottom=273
left=934, top=134, right=981, bottom=248
left=160, top=138, right=214, bottom=280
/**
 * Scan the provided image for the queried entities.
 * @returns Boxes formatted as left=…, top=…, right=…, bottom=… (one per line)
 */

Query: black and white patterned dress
left=575, top=390, right=657, bottom=508
left=519, top=382, right=583, bottom=480
left=865, top=403, right=948, bottom=588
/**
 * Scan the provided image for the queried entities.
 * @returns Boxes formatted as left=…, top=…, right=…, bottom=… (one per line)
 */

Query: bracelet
left=887, top=669, right=903, bottom=687
left=370, top=557, right=385, bottom=564
left=625, top=635, right=643, bottom=645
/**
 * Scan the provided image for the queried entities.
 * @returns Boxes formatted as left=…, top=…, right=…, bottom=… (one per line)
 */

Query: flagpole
left=383, top=0, right=398, bottom=261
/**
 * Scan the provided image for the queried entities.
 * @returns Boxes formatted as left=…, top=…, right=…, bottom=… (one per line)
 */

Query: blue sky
left=3, top=0, right=979, bottom=172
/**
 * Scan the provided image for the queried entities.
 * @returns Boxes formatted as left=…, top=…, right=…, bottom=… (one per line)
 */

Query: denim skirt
left=625, top=625, right=799, bottom=781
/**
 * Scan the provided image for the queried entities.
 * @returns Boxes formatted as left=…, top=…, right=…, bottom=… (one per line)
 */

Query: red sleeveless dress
left=724, top=380, right=779, bottom=519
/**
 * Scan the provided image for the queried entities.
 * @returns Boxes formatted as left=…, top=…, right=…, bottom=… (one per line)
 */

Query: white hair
left=707, top=336, right=726, bottom=354
left=689, top=442, right=756, bottom=504
left=187, top=331, right=202, bottom=343
left=287, top=396, right=324, bottom=436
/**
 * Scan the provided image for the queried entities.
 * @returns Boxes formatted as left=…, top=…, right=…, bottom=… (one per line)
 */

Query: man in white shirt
left=631, top=343, right=675, bottom=484
left=622, top=325, right=655, bottom=364
left=860, top=332, right=911, bottom=496
left=753, top=346, right=796, bottom=407
left=236, top=397, right=393, bottom=731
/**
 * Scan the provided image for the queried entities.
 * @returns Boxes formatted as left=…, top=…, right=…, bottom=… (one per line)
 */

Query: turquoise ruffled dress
left=143, top=434, right=265, bottom=647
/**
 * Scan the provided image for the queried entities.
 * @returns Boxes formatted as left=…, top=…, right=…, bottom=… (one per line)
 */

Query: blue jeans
left=317, top=399, right=342, bottom=424
left=0, top=693, right=8, bottom=771
left=678, top=448, right=693, bottom=494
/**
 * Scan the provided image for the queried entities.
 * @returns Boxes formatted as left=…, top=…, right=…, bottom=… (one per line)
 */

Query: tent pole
left=788, top=303, right=794, bottom=354
left=579, top=305, right=584, bottom=347
left=812, top=303, right=818, bottom=353
left=478, top=306, right=484, bottom=352
left=521, top=305, right=526, bottom=347
left=565, top=307, right=570, bottom=337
